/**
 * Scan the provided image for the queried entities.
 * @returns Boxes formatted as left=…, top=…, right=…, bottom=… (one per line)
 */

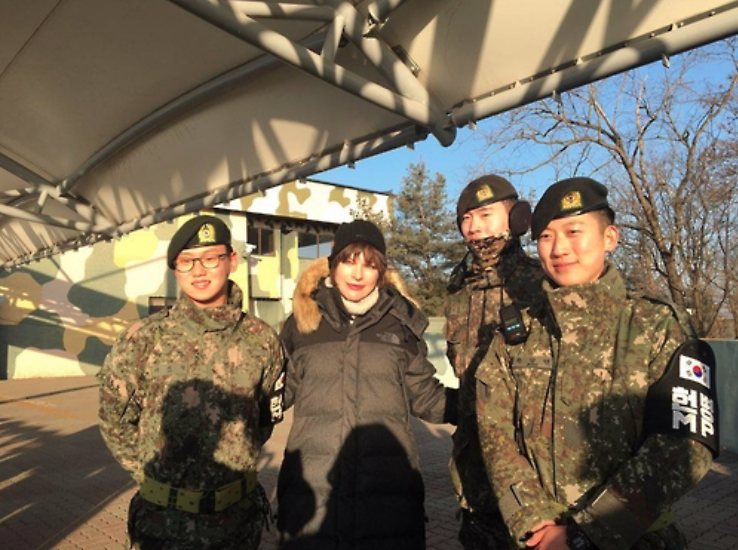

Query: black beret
left=328, top=220, right=386, bottom=264
left=456, top=175, right=518, bottom=226
left=167, top=215, right=231, bottom=269
left=531, top=177, right=609, bottom=240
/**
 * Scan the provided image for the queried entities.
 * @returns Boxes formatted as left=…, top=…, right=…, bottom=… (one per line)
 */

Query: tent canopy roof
left=2, top=0, right=737, bottom=269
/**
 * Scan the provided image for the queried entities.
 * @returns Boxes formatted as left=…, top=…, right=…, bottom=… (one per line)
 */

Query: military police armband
left=261, top=371, right=286, bottom=426
left=644, top=339, right=719, bottom=457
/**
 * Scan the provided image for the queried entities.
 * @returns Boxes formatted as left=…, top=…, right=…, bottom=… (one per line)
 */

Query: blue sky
left=315, top=41, right=733, bottom=205
left=314, top=98, right=603, bottom=204
left=317, top=126, right=491, bottom=198
left=314, top=120, right=558, bottom=205
left=317, top=119, right=559, bottom=206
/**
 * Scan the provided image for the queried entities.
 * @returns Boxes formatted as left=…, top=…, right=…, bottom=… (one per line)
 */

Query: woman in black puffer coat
left=277, top=220, right=457, bottom=550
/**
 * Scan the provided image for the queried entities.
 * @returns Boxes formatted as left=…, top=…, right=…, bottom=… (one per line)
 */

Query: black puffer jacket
left=277, top=258, right=456, bottom=550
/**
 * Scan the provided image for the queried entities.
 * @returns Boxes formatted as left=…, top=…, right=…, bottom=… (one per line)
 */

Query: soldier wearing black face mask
left=445, top=175, right=544, bottom=550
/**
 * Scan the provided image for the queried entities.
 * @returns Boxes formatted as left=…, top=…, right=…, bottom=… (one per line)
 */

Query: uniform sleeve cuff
left=508, top=503, right=568, bottom=547
left=572, top=489, right=645, bottom=550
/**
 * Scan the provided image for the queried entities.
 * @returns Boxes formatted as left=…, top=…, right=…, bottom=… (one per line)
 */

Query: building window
left=247, top=226, right=275, bottom=256
left=297, top=232, right=333, bottom=259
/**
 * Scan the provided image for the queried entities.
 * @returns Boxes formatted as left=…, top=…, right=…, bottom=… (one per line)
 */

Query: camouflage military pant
left=126, top=490, right=265, bottom=550
left=458, top=508, right=516, bottom=550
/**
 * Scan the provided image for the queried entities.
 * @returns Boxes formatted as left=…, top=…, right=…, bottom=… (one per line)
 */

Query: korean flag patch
left=679, top=355, right=711, bottom=389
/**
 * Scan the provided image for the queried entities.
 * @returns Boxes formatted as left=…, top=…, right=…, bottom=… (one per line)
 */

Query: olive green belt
left=140, top=471, right=258, bottom=514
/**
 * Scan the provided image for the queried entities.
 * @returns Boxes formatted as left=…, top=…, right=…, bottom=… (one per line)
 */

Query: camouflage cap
left=167, top=215, right=231, bottom=269
left=531, top=177, right=609, bottom=240
left=456, top=175, right=518, bottom=227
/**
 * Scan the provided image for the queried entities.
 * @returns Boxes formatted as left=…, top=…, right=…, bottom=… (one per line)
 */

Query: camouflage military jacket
left=98, top=282, right=284, bottom=490
left=476, top=264, right=713, bottom=550
left=445, top=244, right=543, bottom=512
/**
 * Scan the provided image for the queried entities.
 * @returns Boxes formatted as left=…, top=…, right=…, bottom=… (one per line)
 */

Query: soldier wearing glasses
left=98, top=214, right=285, bottom=549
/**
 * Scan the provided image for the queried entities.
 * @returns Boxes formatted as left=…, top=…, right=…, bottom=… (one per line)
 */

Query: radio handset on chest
left=500, top=302, right=528, bottom=345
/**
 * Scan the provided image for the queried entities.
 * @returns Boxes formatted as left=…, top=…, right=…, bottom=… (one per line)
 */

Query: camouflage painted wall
left=0, top=180, right=390, bottom=379
left=224, top=178, right=392, bottom=223
left=240, top=179, right=391, bottom=330
left=0, top=212, right=247, bottom=379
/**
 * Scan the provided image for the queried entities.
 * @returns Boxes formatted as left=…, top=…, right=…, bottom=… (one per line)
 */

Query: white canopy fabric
left=2, top=0, right=738, bottom=269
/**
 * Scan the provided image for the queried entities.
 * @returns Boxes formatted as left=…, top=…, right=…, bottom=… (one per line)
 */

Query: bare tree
left=479, top=40, right=738, bottom=337
left=706, top=136, right=738, bottom=338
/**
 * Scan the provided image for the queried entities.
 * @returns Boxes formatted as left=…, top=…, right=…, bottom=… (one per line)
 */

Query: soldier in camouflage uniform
left=476, top=178, right=718, bottom=550
left=445, top=175, right=544, bottom=549
left=98, top=215, right=285, bottom=550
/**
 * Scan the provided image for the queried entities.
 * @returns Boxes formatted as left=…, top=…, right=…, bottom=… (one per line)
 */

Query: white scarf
left=325, top=278, right=380, bottom=317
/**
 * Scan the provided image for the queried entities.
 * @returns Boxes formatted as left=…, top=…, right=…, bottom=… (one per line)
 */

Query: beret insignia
left=197, top=223, right=216, bottom=245
left=475, top=184, right=494, bottom=202
left=560, top=191, right=583, bottom=212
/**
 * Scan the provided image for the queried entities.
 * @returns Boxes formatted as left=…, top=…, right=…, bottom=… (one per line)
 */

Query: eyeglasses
left=174, top=253, right=230, bottom=273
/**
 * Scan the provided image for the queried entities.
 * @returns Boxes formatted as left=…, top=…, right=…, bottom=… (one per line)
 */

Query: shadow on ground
left=0, top=384, right=133, bottom=549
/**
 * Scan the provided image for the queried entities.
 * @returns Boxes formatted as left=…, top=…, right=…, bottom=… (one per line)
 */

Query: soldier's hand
left=525, top=519, right=569, bottom=550
left=523, top=520, right=568, bottom=549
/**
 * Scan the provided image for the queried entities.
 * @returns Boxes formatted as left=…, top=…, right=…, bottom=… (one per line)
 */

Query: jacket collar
left=291, top=257, right=426, bottom=336
left=465, top=242, right=529, bottom=290
left=543, top=261, right=626, bottom=324
left=172, top=280, right=244, bottom=331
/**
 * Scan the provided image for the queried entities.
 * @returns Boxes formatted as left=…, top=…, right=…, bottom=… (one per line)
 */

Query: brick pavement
left=0, top=376, right=736, bottom=550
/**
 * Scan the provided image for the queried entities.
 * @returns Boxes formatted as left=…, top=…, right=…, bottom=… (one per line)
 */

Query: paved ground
left=0, top=376, right=736, bottom=550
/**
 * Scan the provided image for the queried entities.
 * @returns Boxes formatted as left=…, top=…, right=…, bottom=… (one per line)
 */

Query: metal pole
left=0, top=203, right=110, bottom=233
left=231, top=1, right=334, bottom=20
left=114, top=124, right=427, bottom=235
left=166, top=0, right=455, bottom=145
left=57, top=34, right=326, bottom=195
left=365, top=0, right=409, bottom=24
left=322, top=0, right=448, bottom=119
left=0, top=152, right=51, bottom=187
left=452, top=3, right=738, bottom=127
left=2, top=124, right=428, bottom=270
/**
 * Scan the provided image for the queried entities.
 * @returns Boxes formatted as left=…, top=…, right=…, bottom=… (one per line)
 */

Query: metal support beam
left=0, top=152, right=52, bottom=187
left=322, top=0, right=449, bottom=126
left=0, top=187, right=38, bottom=200
left=33, top=190, right=48, bottom=214
left=2, top=124, right=428, bottom=270
left=2, top=181, right=112, bottom=226
left=233, top=1, right=334, bottom=20
left=57, top=33, right=326, bottom=195
left=233, top=0, right=435, bottom=116
left=166, top=0, right=455, bottom=146
left=11, top=193, right=110, bottom=226
left=451, top=2, right=738, bottom=127
left=0, top=202, right=111, bottom=233
left=114, top=124, right=427, bottom=235
left=322, top=13, right=344, bottom=62
left=366, top=0, right=409, bottom=25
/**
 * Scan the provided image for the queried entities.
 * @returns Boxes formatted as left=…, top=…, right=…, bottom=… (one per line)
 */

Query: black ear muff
left=509, top=201, right=531, bottom=237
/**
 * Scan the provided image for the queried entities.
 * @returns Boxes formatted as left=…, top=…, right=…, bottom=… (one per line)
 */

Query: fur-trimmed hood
left=292, top=257, right=420, bottom=334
